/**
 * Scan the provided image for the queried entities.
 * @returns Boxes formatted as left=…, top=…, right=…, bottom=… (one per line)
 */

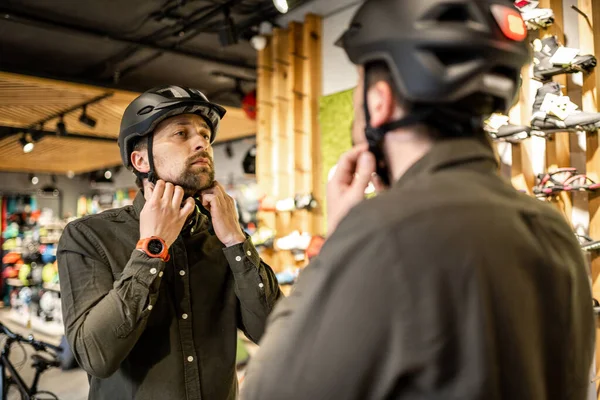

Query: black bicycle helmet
left=119, top=86, right=227, bottom=183
left=336, top=0, right=530, bottom=185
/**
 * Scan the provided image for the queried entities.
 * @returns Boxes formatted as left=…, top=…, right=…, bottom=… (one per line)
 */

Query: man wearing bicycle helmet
left=57, top=86, right=282, bottom=400
left=241, top=1, right=594, bottom=399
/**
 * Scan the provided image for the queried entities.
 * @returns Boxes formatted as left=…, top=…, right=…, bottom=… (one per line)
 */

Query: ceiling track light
left=19, top=135, right=34, bottom=153
left=79, top=105, right=97, bottom=128
left=218, top=7, right=238, bottom=47
left=273, top=0, right=289, bottom=14
left=56, top=115, right=67, bottom=136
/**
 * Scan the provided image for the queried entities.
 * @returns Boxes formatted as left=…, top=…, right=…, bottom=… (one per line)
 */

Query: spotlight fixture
left=104, top=170, right=112, bottom=180
left=79, top=105, right=97, bottom=128
left=250, top=35, right=267, bottom=51
left=273, top=0, right=289, bottom=14
left=19, top=135, right=34, bottom=153
left=67, top=170, right=75, bottom=179
left=30, top=174, right=39, bottom=185
left=56, top=116, right=67, bottom=136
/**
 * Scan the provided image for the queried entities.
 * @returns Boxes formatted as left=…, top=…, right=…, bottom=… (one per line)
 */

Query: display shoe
left=250, top=227, right=276, bottom=249
left=275, top=198, right=296, bottom=212
left=576, top=234, right=600, bottom=252
left=531, top=82, right=600, bottom=133
left=276, top=231, right=312, bottom=251
left=275, top=267, right=300, bottom=285
left=532, top=36, right=596, bottom=82
left=514, top=1, right=554, bottom=30
left=294, top=193, right=319, bottom=211
left=259, top=196, right=276, bottom=212
left=484, top=114, right=531, bottom=142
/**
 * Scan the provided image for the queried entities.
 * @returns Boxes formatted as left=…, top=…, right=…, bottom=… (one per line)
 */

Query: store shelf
left=7, top=309, right=64, bottom=337
left=5, top=278, right=27, bottom=287
left=43, top=283, right=61, bottom=292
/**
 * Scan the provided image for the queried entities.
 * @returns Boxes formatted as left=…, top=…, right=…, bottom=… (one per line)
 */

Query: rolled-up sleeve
left=57, top=221, right=165, bottom=379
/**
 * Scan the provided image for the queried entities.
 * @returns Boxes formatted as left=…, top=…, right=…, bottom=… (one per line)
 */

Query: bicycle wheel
left=6, top=384, right=25, bottom=400
left=31, top=391, right=59, bottom=400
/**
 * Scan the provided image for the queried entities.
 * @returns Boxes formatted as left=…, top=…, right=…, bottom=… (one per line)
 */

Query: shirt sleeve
left=240, top=226, right=414, bottom=400
left=223, top=237, right=283, bottom=343
left=57, top=221, right=166, bottom=379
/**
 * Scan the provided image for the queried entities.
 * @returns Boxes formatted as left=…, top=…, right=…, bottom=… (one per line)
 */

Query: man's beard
left=156, top=152, right=215, bottom=196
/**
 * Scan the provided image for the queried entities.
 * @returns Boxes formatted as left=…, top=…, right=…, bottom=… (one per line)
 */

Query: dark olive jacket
left=58, top=193, right=282, bottom=400
left=242, top=138, right=594, bottom=400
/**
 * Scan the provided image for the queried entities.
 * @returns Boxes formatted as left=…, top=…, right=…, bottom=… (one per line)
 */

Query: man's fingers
left=172, top=186, right=185, bottom=209
left=143, top=181, right=155, bottom=202
left=202, top=194, right=216, bottom=209
left=152, top=180, right=166, bottom=202
left=333, top=144, right=370, bottom=186
left=350, top=152, right=376, bottom=195
left=371, top=173, right=386, bottom=193
left=162, top=182, right=174, bottom=203
left=179, top=197, right=195, bottom=219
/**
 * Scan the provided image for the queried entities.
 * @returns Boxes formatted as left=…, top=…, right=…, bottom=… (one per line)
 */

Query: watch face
left=147, top=239, right=164, bottom=255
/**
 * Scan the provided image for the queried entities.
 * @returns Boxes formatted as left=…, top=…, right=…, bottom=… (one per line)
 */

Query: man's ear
left=131, top=150, right=150, bottom=173
left=366, top=80, right=395, bottom=129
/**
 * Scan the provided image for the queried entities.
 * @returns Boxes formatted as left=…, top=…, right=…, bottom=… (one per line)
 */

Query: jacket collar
left=133, top=191, right=209, bottom=235
left=393, top=137, right=498, bottom=189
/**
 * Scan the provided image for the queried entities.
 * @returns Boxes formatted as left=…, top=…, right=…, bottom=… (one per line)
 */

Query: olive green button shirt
left=242, top=138, right=595, bottom=400
left=57, top=192, right=282, bottom=400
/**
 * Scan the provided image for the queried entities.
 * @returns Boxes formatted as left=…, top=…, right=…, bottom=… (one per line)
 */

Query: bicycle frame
left=0, top=335, right=59, bottom=400
left=1, top=337, right=33, bottom=400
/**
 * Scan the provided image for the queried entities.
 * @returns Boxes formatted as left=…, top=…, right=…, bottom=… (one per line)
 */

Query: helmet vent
left=137, top=105, right=155, bottom=116
left=424, top=3, right=476, bottom=23
left=428, top=48, right=481, bottom=67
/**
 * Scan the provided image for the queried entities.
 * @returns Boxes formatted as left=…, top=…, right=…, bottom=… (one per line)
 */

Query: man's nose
left=191, top=132, right=209, bottom=152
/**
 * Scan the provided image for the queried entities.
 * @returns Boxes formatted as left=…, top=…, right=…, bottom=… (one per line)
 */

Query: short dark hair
left=365, top=61, right=489, bottom=144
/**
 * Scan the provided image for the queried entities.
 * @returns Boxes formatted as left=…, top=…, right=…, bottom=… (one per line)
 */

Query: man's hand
left=327, top=144, right=380, bottom=235
left=200, top=182, right=246, bottom=247
left=140, top=180, right=195, bottom=248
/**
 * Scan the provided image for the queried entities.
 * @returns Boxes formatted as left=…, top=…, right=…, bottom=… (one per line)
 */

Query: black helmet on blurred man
left=119, top=86, right=226, bottom=184
left=336, top=0, right=530, bottom=183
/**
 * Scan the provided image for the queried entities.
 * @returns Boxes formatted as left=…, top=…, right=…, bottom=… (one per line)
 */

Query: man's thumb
left=351, top=152, right=376, bottom=194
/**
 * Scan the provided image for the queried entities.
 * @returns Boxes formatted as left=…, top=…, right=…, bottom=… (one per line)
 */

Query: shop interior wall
left=0, top=137, right=256, bottom=218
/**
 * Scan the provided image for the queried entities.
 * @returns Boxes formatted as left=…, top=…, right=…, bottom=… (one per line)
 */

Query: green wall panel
left=318, top=88, right=354, bottom=233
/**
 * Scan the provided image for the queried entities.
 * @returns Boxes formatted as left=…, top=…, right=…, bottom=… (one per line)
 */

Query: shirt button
left=187, top=356, right=194, bottom=362
left=159, top=271, right=164, bottom=277
left=247, top=251, right=252, bottom=256
left=191, top=228, right=195, bottom=233
left=235, top=256, right=242, bottom=262
left=179, top=270, right=186, bottom=276
left=148, top=305, right=153, bottom=311
left=258, top=283, right=264, bottom=289
left=182, top=313, right=188, bottom=320
left=150, top=268, right=157, bottom=275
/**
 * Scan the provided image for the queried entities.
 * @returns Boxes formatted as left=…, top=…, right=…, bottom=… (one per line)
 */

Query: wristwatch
left=136, top=236, right=170, bottom=262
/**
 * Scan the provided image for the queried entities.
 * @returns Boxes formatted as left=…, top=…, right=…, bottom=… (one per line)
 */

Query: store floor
left=0, top=308, right=89, bottom=400
left=0, top=308, right=259, bottom=399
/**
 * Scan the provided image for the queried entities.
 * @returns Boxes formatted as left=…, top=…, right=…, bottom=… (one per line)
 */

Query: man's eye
left=174, top=131, right=185, bottom=136
left=203, top=134, right=210, bottom=140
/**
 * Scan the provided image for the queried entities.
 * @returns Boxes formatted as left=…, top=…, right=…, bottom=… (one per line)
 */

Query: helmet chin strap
left=135, top=133, right=158, bottom=186
left=362, top=74, right=433, bottom=187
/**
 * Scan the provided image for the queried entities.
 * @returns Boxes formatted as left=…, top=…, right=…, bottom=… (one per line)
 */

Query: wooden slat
left=0, top=72, right=256, bottom=174
left=271, top=28, right=289, bottom=199
left=303, top=14, right=323, bottom=235
left=577, top=0, right=600, bottom=393
left=257, top=35, right=274, bottom=198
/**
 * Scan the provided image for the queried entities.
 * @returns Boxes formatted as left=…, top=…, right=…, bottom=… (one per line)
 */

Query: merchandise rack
left=255, top=14, right=322, bottom=274
left=502, top=0, right=600, bottom=393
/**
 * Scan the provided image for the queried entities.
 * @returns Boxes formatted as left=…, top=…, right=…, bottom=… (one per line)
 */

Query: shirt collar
left=393, top=137, right=498, bottom=190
